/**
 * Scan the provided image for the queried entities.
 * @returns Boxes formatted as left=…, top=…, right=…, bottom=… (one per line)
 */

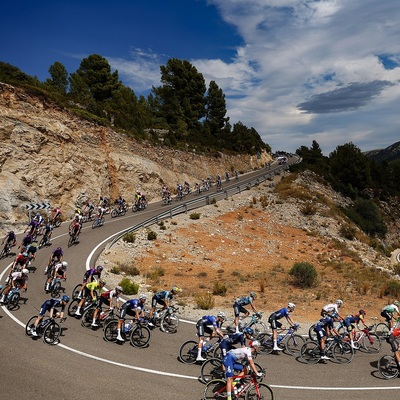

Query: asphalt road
left=1, top=162, right=399, bottom=400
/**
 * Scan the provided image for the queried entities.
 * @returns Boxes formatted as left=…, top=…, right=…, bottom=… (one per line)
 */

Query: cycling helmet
left=96, top=265, right=104, bottom=272
left=10, top=230, right=14, bottom=235
left=62, top=261, right=68, bottom=268
left=249, top=292, right=257, bottom=299
left=21, top=268, right=29, bottom=274
left=217, top=311, right=226, bottom=321
left=288, top=302, right=296, bottom=310
left=139, top=294, right=147, bottom=301
left=336, top=299, right=343, bottom=306
left=62, top=295, right=70, bottom=303
left=56, top=247, right=62, bottom=252
left=115, top=286, right=123, bottom=292
left=244, top=327, right=254, bottom=336
left=99, top=279, right=106, bottom=285
left=22, top=252, right=28, bottom=257
left=359, top=309, right=366, bottom=316
left=394, top=301, right=400, bottom=306
left=171, top=286, right=181, bottom=294
left=249, top=340, right=260, bottom=348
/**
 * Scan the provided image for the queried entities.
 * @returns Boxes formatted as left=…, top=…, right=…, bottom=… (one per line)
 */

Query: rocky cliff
left=0, top=82, right=271, bottom=227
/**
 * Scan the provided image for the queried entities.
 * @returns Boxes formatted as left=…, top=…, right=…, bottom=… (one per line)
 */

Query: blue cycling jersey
left=201, top=315, right=220, bottom=329
left=235, top=296, right=253, bottom=306
left=154, top=290, right=172, bottom=301
left=124, top=299, right=144, bottom=310
left=315, top=316, right=334, bottom=330
left=271, top=308, right=290, bottom=320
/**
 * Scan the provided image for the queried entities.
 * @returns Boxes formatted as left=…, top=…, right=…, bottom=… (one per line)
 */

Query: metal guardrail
left=107, top=163, right=292, bottom=249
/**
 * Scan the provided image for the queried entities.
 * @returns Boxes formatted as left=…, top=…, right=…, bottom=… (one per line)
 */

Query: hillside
left=364, top=140, right=400, bottom=163
left=0, top=82, right=271, bottom=229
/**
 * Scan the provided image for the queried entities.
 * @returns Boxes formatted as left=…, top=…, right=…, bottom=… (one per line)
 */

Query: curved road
left=1, top=163, right=399, bottom=400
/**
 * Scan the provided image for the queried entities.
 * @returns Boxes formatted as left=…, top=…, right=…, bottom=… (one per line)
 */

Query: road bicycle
left=342, top=325, right=381, bottom=353
left=103, top=318, right=151, bottom=348
left=308, top=319, right=345, bottom=341
left=81, top=306, right=117, bottom=329
left=374, top=318, right=400, bottom=339
left=44, top=275, right=64, bottom=298
left=111, top=206, right=126, bottom=218
left=224, top=312, right=267, bottom=336
left=0, top=283, right=21, bottom=310
left=92, top=215, right=105, bottom=229
left=25, top=316, right=62, bottom=344
left=378, top=354, right=400, bottom=379
left=0, top=241, right=13, bottom=259
left=200, top=357, right=263, bottom=384
left=257, top=323, right=305, bottom=356
left=67, top=295, right=97, bottom=317
left=68, top=230, right=79, bottom=247
left=149, top=305, right=180, bottom=334
left=179, top=337, right=222, bottom=364
left=300, top=336, right=354, bottom=364
left=203, top=370, right=273, bottom=400
left=38, top=232, right=51, bottom=249
left=132, top=201, right=147, bottom=212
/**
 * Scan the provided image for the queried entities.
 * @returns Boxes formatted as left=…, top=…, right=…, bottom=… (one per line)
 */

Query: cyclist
left=76, top=265, right=104, bottom=299
left=74, top=278, right=106, bottom=316
left=233, top=292, right=259, bottom=333
left=387, top=327, right=400, bottom=368
left=45, top=247, right=64, bottom=274
left=26, top=241, right=38, bottom=262
left=30, top=295, right=70, bottom=337
left=223, top=340, right=263, bottom=400
left=91, top=285, right=122, bottom=327
left=98, top=196, right=109, bottom=209
left=49, top=206, right=62, bottom=223
left=84, top=201, right=95, bottom=219
left=1, top=230, right=17, bottom=248
left=24, top=218, right=39, bottom=237
left=69, top=214, right=82, bottom=237
left=42, top=222, right=54, bottom=242
left=45, top=261, right=68, bottom=292
left=18, top=233, right=33, bottom=251
left=195, top=312, right=226, bottom=362
left=343, top=309, right=368, bottom=349
left=5, top=252, right=29, bottom=283
left=381, top=301, right=400, bottom=330
left=321, top=299, right=344, bottom=319
left=313, top=315, right=340, bottom=360
left=220, top=327, right=254, bottom=357
left=268, top=302, right=297, bottom=351
left=148, top=286, right=182, bottom=326
left=0, top=268, right=29, bottom=303
left=116, top=294, right=147, bottom=341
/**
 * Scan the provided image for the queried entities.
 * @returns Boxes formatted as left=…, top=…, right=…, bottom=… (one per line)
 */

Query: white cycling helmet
left=250, top=340, right=260, bottom=348
left=62, top=261, right=68, bottom=268
left=22, top=268, right=29, bottom=274
left=217, top=311, right=226, bottom=321
left=288, top=302, right=295, bottom=310
left=139, top=294, right=147, bottom=301
left=336, top=299, right=343, bottom=306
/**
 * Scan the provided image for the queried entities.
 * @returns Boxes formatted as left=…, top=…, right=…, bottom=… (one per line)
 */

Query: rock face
left=0, top=82, right=271, bottom=226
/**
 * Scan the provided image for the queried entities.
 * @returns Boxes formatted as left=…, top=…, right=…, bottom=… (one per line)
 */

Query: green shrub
left=289, top=262, right=318, bottom=288
left=147, top=231, right=157, bottom=240
left=119, top=277, right=139, bottom=295
left=122, top=232, right=136, bottom=243
left=383, top=280, right=400, bottom=297
left=114, top=261, right=140, bottom=276
left=339, top=224, right=356, bottom=240
left=212, top=281, right=227, bottom=296
left=189, top=212, right=201, bottom=220
left=195, top=291, right=215, bottom=310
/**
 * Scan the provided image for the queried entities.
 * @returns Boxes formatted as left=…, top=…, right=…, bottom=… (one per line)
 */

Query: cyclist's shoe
left=196, top=356, right=207, bottom=362
left=91, top=321, right=99, bottom=327
left=116, top=334, right=124, bottom=342
left=31, top=330, right=38, bottom=337
left=147, top=321, right=155, bottom=327
left=320, top=355, right=330, bottom=360
left=75, top=310, right=82, bottom=316
left=273, top=345, right=282, bottom=351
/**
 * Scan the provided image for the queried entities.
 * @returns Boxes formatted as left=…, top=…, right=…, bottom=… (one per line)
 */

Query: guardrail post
left=206, top=196, right=210, bottom=205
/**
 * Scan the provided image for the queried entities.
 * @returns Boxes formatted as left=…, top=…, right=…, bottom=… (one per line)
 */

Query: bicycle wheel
left=179, top=340, right=198, bottom=364
left=104, top=320, right=119, bottom=342
left=362, top=332, right=381, bottom=353
left=51, top=281, right=61, bottom=298
left=43, top=321, right=61, bottom=344
left=308, top=324, right=317, bottom=341
left=67, top=299, right=79, bottom=317
left=257, top=333, right=274, bottom=355
left=200, top=358, right=224, bottom=383
left=332, top=341, right=354, bottom=364
left=7, top=292, right=20, bottom=310
left=71, top=284, right=82, bottom=299
left=25, top=315, right=37, bottom=336
left=67, top=235, right=74, bottom=248
left=245, top=382, right=274, bottom=400
left=91, top=219, right=98, bottom=229
left=81, top=308, right=95, bottom=328
left=285, top=334, right=306, bottom=356
left=130, top=325, right=151, bottom=348
left=160, top=313, right=179, bottom=333
left=300, top=341, right=321, bottom=364
left=221, top=318, right=236, bottom=334
left=99, top=217, right=105, bottom=226
left=375, top=323, right=390, bottom=339
left=111, top=209, right=118, bottom=218
left=203, top=379, right=227, bottom=400
left=378, top=355, right=399, bottom=379
left=251, top=321, right=268, bottom=336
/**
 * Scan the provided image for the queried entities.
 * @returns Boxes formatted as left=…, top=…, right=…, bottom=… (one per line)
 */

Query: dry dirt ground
left=98, top=182, right=393, bottom=331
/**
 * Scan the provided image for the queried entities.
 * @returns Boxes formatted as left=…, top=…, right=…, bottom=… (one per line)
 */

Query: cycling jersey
left=11, top=271, right=29, bottom=283
left=5, top=232, right=16, bottom=243
left=86, top=281, right=103, bottom=293
left=382, top=304, right=399, bottom=314
left=199, top=315, right=220, bottom=329
left=234, top=296, right=253, bottom=307
left=270, top=308, right=290, bottom=320
left=52, top=248, right=64, bottom=258
left=314, top=316, right=334, bottom=333
left=322, top=303, right=339, bottom=314
left=83, top=268, right=101, bottom=283
left=220, top=332, right=245, bottom=356
left=119, top=299, right=144, bottom=319
left=153, top=290, right=173, bottom=302
left=39, top=298, right=65, bottom=316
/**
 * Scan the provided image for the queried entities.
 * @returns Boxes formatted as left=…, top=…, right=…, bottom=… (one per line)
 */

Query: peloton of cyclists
left=268, top=302, right=297, bottom=351
left=233, top=292, right=259, bottom=333
left=195, top=312, right=226, bottom=362
left=30, top=295, right=70, bottom=337
left=116, top=294, right=147, bottom=341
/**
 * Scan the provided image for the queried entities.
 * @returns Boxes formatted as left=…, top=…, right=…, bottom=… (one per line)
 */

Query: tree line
left=0, top=56, right=270, bottom=155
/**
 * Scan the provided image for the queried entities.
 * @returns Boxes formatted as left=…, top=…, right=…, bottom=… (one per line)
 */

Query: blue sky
left=2, top=0, right=400, bottom=155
